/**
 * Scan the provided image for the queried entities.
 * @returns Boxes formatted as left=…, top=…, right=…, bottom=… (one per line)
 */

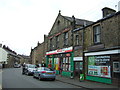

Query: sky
left=0, top=0, right=119, bottom=56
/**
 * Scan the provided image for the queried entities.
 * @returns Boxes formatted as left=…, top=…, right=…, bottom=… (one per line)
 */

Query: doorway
left=74, top=62, right=83, bottom=78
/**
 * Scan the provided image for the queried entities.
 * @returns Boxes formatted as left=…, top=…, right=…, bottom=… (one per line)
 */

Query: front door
left=74, top=62, right=83, bottom=78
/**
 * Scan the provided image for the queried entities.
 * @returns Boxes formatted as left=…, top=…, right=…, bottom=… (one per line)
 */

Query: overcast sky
left=0, top=0, right=119, bottom=55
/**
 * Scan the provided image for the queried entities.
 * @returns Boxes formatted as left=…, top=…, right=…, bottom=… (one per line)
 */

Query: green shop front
left=84, top=49, right=120, bottom=85
left=46, top=47, right=74, bottom=77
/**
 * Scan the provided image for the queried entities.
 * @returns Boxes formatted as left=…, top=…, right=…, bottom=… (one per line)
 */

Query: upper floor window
left=56, top=35, right=59, bottom=48
left=75, top=35, right=79, bottom=45
left=57, top=20, right=60, bottom=25
left=64, top=32, right=68, bottom=46
left=93, top=25, right=101, bottom=44
left=50, top=38, right=52, bottom=50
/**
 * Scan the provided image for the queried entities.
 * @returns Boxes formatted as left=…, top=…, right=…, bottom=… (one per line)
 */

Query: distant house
left=0, top=44, right=8, bottom=65
left=18, top=54, right=30, bottom=64
left=0, top=44, right=20, bottom=68
left=30, top=41, right=47, bottom=65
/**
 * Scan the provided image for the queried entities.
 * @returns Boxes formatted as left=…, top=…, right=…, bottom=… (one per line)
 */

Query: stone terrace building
left=30, top=35, right=47, bottom=65
left=74, top=7, right=120, bottom=86
left=46, top=11, right=93, bottom=76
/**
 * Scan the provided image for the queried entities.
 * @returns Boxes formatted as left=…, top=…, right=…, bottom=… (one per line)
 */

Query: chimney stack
left=102, top=7, right=116, bottom=18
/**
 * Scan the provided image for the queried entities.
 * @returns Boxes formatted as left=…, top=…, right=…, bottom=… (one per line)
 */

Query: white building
left=118, top=1, right=120, bottom=11
left=0, top=45, right=8, bottom=64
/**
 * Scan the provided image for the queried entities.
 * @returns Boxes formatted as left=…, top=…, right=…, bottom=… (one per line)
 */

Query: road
left=2, top=68, right=82, bottom=89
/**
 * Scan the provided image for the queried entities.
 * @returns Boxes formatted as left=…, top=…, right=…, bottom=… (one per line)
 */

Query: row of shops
left=46, top=46, right=120, bottom=85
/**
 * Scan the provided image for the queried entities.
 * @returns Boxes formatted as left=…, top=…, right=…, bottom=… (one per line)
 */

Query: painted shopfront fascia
left=46, top=47, right=74, bottom=77
left=85, top=49, right=120, bottom=84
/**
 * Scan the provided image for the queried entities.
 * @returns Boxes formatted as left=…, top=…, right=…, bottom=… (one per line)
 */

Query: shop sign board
left=46, top=47, right=73, bottom=55
left=73, top=57, right=83, bottom=61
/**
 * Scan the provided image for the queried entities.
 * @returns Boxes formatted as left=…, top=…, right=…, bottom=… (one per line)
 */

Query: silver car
left=33, top=67, right=56, bottom=81
left=25, top=64, right=36, bottom=75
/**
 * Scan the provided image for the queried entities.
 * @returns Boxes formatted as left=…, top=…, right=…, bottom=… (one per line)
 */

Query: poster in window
left=88, top=56, right=95, bottom=65
left=69, top=57, right=71, bottom=63
left=55, top=58, right=59, bottom=70
left=63, top=58, right=65, bottom=63
left=66, top=64, right=68, bottom=71
left=100, top=66, right=111, bottom=77
left=66, top=57, right=68, bottom=63
left=63, top=64, right=65, bottom=71
left=69, top=65, right=71, bottom=71
left=88, top=65, right=111, bottom=78
left=88, top=56, right=111, bottom=78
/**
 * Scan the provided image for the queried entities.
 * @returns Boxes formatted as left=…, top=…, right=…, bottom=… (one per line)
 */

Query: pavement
left=56, top=75, right=119, bottom=89
left=0, top=69, right=2, bottom=90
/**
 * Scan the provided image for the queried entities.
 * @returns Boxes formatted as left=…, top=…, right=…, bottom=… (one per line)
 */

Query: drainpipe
left=70, top=15, right=76, bottom=78
left=82, top=22, right=86, bottom=79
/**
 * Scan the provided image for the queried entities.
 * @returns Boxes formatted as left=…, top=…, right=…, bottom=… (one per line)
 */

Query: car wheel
left=39, top=75, right=42, bottom=80
left=52, top=78, right=55, bottom=81
left=33, top=74, right=36, bottom=78
left=26, top=72, right=29, bottom=76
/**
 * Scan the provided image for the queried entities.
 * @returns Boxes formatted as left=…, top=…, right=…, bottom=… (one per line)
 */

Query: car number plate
left=47, top=73, right=52, bottom=74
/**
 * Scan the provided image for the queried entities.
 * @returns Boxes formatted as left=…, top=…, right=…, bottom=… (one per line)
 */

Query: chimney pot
left=102, top=7, right=116, bottom=18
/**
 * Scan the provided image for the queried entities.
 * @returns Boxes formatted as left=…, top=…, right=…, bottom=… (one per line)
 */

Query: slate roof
left=73, top=11, right=120, bottom=32
left=63, top=16, right=93, bottom=26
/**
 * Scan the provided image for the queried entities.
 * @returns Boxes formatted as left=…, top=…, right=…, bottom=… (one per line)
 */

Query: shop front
left=85, top=49, right=120, bottom=85
left=46, top=47, right=74, bottom=77
left=73, top=57, right=83, bottom=78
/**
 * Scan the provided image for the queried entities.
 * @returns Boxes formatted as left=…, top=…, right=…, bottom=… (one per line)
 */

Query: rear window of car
left=37, top=67, right=52, bottom=71
left=28, top=65, right=36, bottom=68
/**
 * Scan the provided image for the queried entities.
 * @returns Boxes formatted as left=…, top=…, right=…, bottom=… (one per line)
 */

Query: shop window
left=54, top=58, right=60, bottom=70
left=93, top=25, right=101, bottom=44
left=113, top=62, right=120, bottom=72
left=50, top=38, right=52, bottom=50
left=56, top=36, right=59, bottom=48
left=75, top=35, right=79, bottom=45
left=88, top=56, right=111, bottom=78
left=48, top=58, right=52, bottom=68
left=62, top=57, right=71, bottom=71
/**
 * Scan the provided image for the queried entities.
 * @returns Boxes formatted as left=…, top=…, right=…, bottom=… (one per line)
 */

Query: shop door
left=74, top=62, right=83, bottom=78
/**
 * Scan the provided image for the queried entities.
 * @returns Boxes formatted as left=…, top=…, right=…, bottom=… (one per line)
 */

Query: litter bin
left=79, top=74, right=84, bottom=81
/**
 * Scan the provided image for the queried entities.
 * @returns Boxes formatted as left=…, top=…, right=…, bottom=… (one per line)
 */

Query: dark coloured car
left=33, top=67, right=56, bottom=81
left=22, top=64, right=36, bottom=75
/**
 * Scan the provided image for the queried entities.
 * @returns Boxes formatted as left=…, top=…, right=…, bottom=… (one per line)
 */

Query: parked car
left=33, top=67, right=56, bottom=81
left=14, top=64, right=21, bottom=68
left=22, top=64, right=36, bottom=75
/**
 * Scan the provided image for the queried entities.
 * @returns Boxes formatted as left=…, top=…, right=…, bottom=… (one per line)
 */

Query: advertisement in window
left=88, top=56, right=111, bottom=78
